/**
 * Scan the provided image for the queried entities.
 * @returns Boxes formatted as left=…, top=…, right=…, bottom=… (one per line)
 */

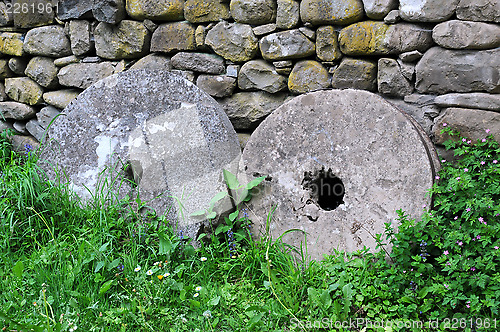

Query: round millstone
left=40, top=70, right=241, bottom=240
left=238, top=89, right=437, bottom=260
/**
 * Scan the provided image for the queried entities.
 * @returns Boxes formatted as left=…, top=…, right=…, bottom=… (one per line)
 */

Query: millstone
left=238, top=89, right=437, bottom=260
left=40, top=70, right=241, bottom=239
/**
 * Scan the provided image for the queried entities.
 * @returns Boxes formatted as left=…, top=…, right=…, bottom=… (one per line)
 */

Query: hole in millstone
left=302, top=168, right=345, bottom=211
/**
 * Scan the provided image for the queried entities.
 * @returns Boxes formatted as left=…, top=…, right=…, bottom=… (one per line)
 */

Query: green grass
left=0, top=127, right=499, bottom=332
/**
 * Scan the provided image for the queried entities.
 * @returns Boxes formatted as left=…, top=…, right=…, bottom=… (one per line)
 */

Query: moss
left=338, top=21, right=390, bottom=56
left=0, top=33, right=24, bottom=56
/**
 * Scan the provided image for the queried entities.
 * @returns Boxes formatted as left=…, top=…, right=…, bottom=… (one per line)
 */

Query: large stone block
left=259, top=29, right=315, bottom=61
left=0, top=102, right=36, bottom=120
left=238, top=60, right=287, bottom=93
left=12, top=0, right=56, bottom=28
left=415, top=47, right=500, bottom=94
left=399, top=0, right=459, bottom=22
left=41, top=70, right=241, bottom=241
left=238, top=89, right=437, bottom=259
left=362, top=0, right=398, bottom=19
left=43, top=89, right=80, bottom=109
left=93, top=0, right=126, bottom=24
left=184, top=0, right=230, bottom=23
left=434, top=108, right=500, bottom=144
left=377, top=58, right=413, bottom=97
left=151, top=21, right=196, bottom=53
left=331, top=58, right=377, bottom=91
left=57, top=62, right=115, bottom=89
left=69, top=20, right=92, bottom=56
left=230, top=0, right=276, bottom=24
left=288, top=60, right=329, bottom=94
left=23, top=25, right=72, bottom=57
left=339, top=21, right=433, bottom=55
left=205, top=22, right=259, bottom=62
left=316, top=26, right=342, bottom=61
left=126, top=0, right=184, bottom=21
left=0, top=2, right=14, bottom=26
left=456, top=0, right=500, bottom=23
left=276, top=0, right=299, bottom=29
left=196, top=75, right=236, bottom=98
left=218, top=91, right=289, bottom=129
left=95, top=20, right=151, bottom=60
left=433, top=93, right=500, bottom=112
left=57, top=0, right=93, bottom=20
left=0, top=32, right=24, bottom=56
left=300, top=0, right=364, bottom=25
left=129, top=54, right=172, bottom=71
left=25, top=56, right=59, bottom=88
left=171, top=52, right=225, bottom=74
left=432, top=20, right=500, bottom=49
left=5, top=77, right=44, bottom=105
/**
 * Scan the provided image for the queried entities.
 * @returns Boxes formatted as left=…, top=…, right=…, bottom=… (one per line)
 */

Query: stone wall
left=0, top=0, right=499, bottom=151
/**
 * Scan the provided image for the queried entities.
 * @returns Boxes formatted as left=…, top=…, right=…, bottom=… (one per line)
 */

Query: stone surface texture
left=362, top=0, right=398, bottom=19
left=259, top=29, right=316, bottom=61
left=288, top=60, right=329, bottom=94
left=93, top=0, right=126, bottom=24
left=184, top=0, right=230, bottom=23
left=230, top=0, right=276, bottom=24
left=129, top=54, right=172, bottom=71
left=432, top=20, right=500, bottom=49
left=69, top=20, right=93, bottom=56
left=415, top=47, right=500, bottom=94
left=171, top=52, right=225, bottom=74
left=331, top=58, right=377, bottom=91
left=456, top=0, right=500, bottom=23
left=125, top=0, right=184, bottom=21
left=57, top=0, right=93, bottom=20
left=5, top=77, right=44, bottom=105
left=25, top=56, right=59, bottom=88
left=23, top=25, right=72, bottom=57
left=399, top=0, right=460, bottom=22
left=0, top=33, right=24, bottom=56
left=151, top=22, right=196, bottom=53
left=0, top=101, right=36, bottom=120
left=43, top=89, right=80, bottom=109
left=433, top=93, right=500, bottom=112
left=205, top=22, right=259, bottom=62
left=196, top=75, right=237, bottom=98
left=57, top=62, right=115, bottom=89
left=377, top=58, right=413, bottom=97
left=238, top=89, right=436, bottom=260
left=300, top=0, right=365, bottom=25
left=41, top=70, right=241, bottom=241
left=316, top=26, right=342, bottom=61
left=276, top=0, right=299, bottom=29
left=13, top=0, right=55, bottom=28
left=95, top=20, right=151, bottom=59
left=238, top=60, right=287, bottom=93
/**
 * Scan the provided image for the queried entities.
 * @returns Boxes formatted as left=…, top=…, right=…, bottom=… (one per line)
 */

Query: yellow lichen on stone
left=126, top=0, right=184, bottom=21
left=300, top=0, right=364, bottom=25
left=338, top=21, right=390, bottom=55
left=0, top=33, right=24, bottom=56
left=288, top=60, right=329, bottom=94
left=184, top=0, right=230, bottom=23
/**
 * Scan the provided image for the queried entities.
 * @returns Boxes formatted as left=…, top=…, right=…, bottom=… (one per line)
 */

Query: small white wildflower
left=153, top=261, right=160, bottom=266
left=146, top=269, right=153, bottom=276
left=200, top=257, right=207, bottom=262
left=193, top=293, right=199, bottom=298
left=134, top=266, right=141, bottom=272
left=203, top=310, right=212, bottom=318
left=195, top=286, right=202, bottom=292
left=163, top=272, right=171, bottom=278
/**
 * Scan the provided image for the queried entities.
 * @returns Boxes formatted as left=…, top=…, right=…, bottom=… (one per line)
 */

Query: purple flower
left=476, top=235, right=481, bottom=240
left=482, top=138, right=487, bottom=142
left=435, top=176, right=440, bottom=180
left=494, top=160, right=498, bottom=164
left=464, top=168, right=468, bottom=172
left=458, top=241, right=463, bottom=246
left=481, top=161, right=485, bottom=165
left=466, top=208, right=471, bottom=212
left=479, top=217, right=484, bottom=222
left=462, top=138, right=466, bottom=142
left=443, top=123, right=447, bottom=127
left=454, top=216, right=458, bottom=220
left=456, top=177, right=461, bottom=180
left=471, top=267, right=476, bottom=271
left=444, top=284, right=449, bottom=288
left=495, top=246, right=499, bottom=250
left=444, top=250, right=449, bottom=255
left=486, top=129, right=491, bottom=133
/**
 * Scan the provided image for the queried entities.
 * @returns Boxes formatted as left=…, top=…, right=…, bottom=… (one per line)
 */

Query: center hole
left=302, top=168, right=345, bottom=211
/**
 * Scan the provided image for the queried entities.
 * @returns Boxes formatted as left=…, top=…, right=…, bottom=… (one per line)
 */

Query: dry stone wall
left=0, top=0, right=499, bottom=151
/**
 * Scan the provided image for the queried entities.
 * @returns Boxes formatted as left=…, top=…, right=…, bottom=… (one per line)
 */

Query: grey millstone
left=57, top=0, right=93, bottom=20
left=58, top=62, right=115, bottom=89
left=434, top=108, right=500, bottom=144
left=399, top=0, right=459, bottom=22
left=230, top=0, right=276, bottom=25
left=69, top=20, right=93, bottom=56
left=171, top=70, right=195, bottom=83
left=331, top=58, right=377, bottom=91
left=218, top=91, right=289, bottom=130
left=0, top=102, right=36, bottom=120
left=377, top=58, right=413, bottom=97
left=362, top=0, right=398, bottom=19
left=171, top=52, right=225, bottom=74
left=196, top=75, right=236, bottom=98
left=5, top=77, right=44, bottom=105
left=456, top=0, right=500, bottom=23
left=0, top=60, right=14, bottom=79
left=8, top=57, right=29, bottom=75
left=259, top=29, right=315, bottom=61
left=238, top=60, right=287, bottom=93
left=95, top=21, right=151, bottom=60
left=434, top=93, right=500, bottom=112
left=13, top=0, right=55, bottom=28
left=432, top=20, right=500, bottom=49
left=54, top=55, right=79, bottom=67
left=25, top=56, right=59, bottom=88
left=26, top=119, right=46, bottom=142
left=238, top=89, right=436, bottom=260
left=93, top=0, right=126, bottom=24
left=37, top=106, right=61, bottom=128
left=415, top=47, right=500, bottom=94
left=276, top=0, right=299, bottom=29
left=23, top=25, right=72, bottom=57
left=43, top=89, right=80, bottom=109
left=288, top=60, right=330, bottom=94
left=205, top=22, right=259, bottom=63
left=129, top=54, right=172, bottom=71
left=41, top=70, right=241, bottom=241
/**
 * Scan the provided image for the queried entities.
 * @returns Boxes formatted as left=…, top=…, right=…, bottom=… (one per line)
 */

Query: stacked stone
left=0, top=0, right=498, bottom=150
